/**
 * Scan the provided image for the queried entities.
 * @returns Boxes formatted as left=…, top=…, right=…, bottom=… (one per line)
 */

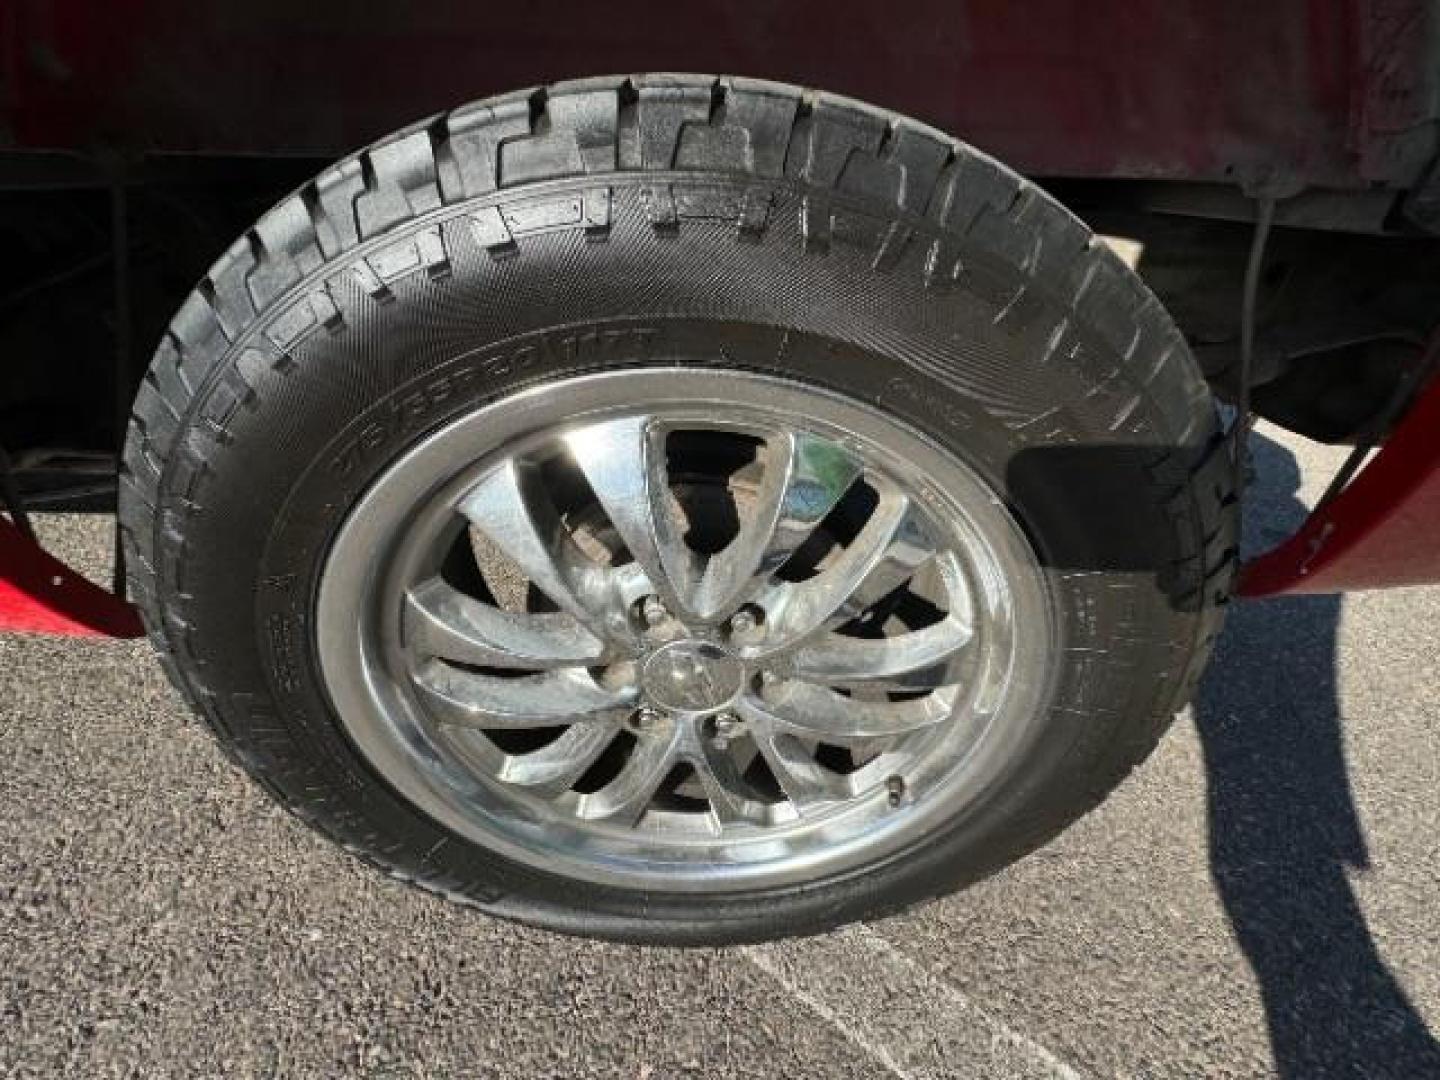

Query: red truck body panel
left=5, top=1, right=1438, bottom=192
left=0, top=517, right=142, bottom=637
left=1240, top=363, right=1440, bottom=596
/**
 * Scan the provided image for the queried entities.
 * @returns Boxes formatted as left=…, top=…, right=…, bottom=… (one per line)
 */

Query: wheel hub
left=640, top=638, right=745, bottom=716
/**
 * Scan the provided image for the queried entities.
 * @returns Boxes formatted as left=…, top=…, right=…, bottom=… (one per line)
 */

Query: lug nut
left=728, top=605, right=765, bottom=642
left=710, top=712, right=745, bottom=748
left=640, top=595, right=668, bottom=628
left=630, top=706, right=664, bottom=733
left=596, top=661, right=636, bottom=691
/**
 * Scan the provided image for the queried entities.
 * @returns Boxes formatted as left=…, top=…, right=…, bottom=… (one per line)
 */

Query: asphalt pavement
left=3, top=423, right=1437, bottom=1079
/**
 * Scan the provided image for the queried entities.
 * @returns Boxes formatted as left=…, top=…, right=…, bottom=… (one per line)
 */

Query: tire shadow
left=1195, top=432, right=1440, bottom=1078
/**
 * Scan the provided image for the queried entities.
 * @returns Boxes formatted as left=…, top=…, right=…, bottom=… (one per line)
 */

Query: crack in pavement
left=743, top=924, right=1084, bottom=1080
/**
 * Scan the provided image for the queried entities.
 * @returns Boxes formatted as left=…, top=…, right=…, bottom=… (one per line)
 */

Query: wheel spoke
left=459, top=460, right=630, bottom=642
left=566, top=417, right=697, bottom=616
left=692, top=432, right=864, bottom=619
left=754, top=680, right=957, bottom=741
left=412, top=661, right=635, bottom=729
left=788, top=616, right=971, bottom=687
left=744, top=715, right=850, bottom=815
left=689, top=740, right=771, bottom=827
left=404, top=578, right=605, bottom=669
left=755, top=487, right=931, bottom=651
left=496, top=718, right=622, bottom=798
left=575, top=728, right=681, bottom=825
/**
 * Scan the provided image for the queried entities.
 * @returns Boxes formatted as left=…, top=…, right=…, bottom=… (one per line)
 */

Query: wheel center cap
left=641, top=640, right=745, bottom=715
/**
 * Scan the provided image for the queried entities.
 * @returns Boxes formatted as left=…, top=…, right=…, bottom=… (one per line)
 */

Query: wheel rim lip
left=315, top=367, right=1056, bottom=892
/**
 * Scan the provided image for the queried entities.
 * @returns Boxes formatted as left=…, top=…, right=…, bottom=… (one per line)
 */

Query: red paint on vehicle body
left=1240, top=364, right=1440, bottom=596
left=5, top=1, right=1437, bottom=191
left=0, top=518, right=144, bottom=638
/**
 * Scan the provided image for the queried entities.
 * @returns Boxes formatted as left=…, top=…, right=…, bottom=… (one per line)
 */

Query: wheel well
left=1053, top=179, right=1440, bottom=444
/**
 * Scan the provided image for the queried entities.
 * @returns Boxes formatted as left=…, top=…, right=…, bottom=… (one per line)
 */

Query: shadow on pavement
left=1195, top=433, right=1440, bottom=1078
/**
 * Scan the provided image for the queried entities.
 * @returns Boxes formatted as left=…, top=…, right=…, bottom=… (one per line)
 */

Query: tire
left=119, top=75, right=1236, bottom=945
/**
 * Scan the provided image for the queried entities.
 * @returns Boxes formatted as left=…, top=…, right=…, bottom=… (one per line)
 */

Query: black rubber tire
left=119, top=75, right=1237, bottom=945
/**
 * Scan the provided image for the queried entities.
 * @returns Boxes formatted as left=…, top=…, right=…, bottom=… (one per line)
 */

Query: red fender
left=1240, top=362, right=1440, bottom=596
left=0, top=516, right=144, bottom=637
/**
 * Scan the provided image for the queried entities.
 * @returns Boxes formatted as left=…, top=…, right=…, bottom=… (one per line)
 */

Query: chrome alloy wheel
left=317, top=368, right=1054, bottom=891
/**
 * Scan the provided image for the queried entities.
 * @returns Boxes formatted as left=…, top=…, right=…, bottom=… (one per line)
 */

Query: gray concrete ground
left=2, top=424, right=1437, bottom=1078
